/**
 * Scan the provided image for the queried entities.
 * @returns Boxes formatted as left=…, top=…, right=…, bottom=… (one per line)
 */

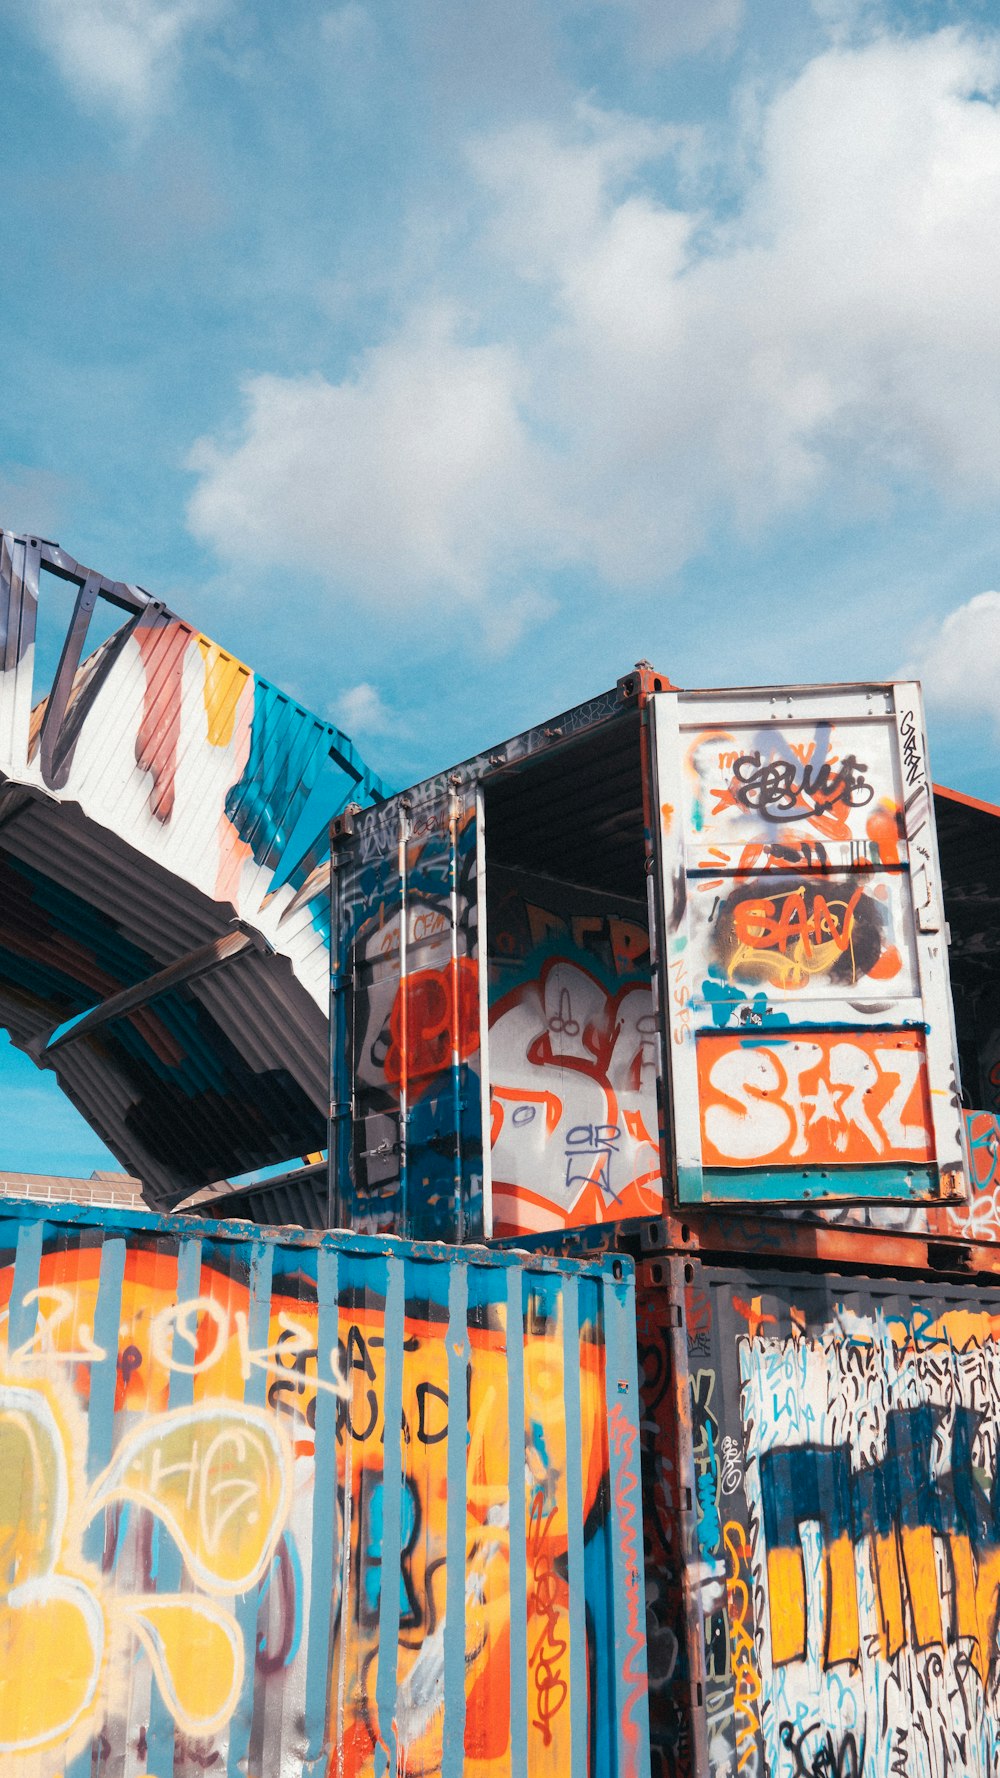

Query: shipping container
left=492, top=1211, right=1000, bottom=1778
left=0, top=1194, right=649, bottom=1778
left=324, top=666, right=992, bottom=1245
left=0, top=531, right=387, bottom=1206
left=492, top=1107, right=1000, bottom=1266
left=634, top=1246, right=1000, bottom=1778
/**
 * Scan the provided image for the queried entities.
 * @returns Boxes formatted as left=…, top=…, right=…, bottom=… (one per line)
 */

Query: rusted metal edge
left=638, top=1208, right=990, bottom=1279
left=665, top=1253, right=712, bottom=1778
left=0, top=1192, right=635, bottom=1280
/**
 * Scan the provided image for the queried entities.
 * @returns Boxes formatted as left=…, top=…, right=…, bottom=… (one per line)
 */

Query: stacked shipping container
left=4, top=578, right=1000, bottom=1778
left=320, top=665, right=1000, bottom=1778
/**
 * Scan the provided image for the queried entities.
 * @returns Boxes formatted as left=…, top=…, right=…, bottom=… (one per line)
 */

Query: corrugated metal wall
left=648, top=1254, right=1000, bottom=1778
left=0, top=532, right=388, bottom=1204
left=0, top=1197, right=649, bottom=1778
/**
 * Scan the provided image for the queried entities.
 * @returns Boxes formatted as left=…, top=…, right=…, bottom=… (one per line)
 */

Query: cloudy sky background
left=2, top=0, right=999, bottom=1170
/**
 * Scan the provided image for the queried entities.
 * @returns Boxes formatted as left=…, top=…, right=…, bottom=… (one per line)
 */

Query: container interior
left=482, top=709, right=667, bottom=1237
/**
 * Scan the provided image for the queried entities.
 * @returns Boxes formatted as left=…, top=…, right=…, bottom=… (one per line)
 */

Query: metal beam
left=37, top=924, right=271, bottom=1058
left=0, top=783, right=57, bottom=837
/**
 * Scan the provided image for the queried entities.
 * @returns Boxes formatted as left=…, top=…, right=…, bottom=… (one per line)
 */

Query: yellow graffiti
left=118, top=1596, right=243, bottom=1735
left=0, top=1381, right=103, bottom=1759
left=88, top=1403, right=291, bottom=1594
left=0, top=1584, right=104, bottom=1755
left=723, top=1520, right=761, bottom=1772
left=196, top=639, right=251, bottom=748
left=0, top=1375, right=292, bottom=1765
left=0, top=1247, right=614, bottom=1778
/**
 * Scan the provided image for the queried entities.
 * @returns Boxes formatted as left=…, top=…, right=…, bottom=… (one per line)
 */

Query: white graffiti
left=739, top=1314, right=1000, bottom=1778
left=489, top=958, right=661, bottom=1232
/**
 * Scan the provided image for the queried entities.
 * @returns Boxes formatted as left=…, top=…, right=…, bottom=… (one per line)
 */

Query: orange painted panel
left=695, top=1029, right=934, bottom=1168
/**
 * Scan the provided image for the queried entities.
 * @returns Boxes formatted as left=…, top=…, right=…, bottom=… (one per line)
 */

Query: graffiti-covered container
left=329, top=667, right=975, bottom=1245
left=632, top=1249, right=1000, bottom=1778
left=0, top=1195, right=649, bottom=1778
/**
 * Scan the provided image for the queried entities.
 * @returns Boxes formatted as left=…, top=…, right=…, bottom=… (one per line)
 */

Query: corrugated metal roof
left=0, top=530, right=388, bottom=1207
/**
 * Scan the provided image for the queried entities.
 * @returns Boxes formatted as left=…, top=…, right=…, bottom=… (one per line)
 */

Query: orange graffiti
left=733, top=1295, right=777, bottom=1339
left=0, top=1242, right=616, bottom=1778
left=385, top=957, right=479, bottom=1089
left=729, top=884, right=865, bottom=990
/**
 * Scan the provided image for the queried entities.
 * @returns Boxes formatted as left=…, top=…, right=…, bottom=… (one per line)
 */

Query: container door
left=332, top=779, right=488, bottom=1240
left=650, top=682, right=966, bottom=1204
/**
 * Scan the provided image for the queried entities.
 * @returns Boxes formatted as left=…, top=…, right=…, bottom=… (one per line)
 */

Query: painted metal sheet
left=0, top=1195, right=649, bottom=1778
left=651, top=683, right=966, bottom=1205
left=0, top=531, right=387, bottom=1204
left=331, top=776, right=487, bottom=1243
left=486, top=863, right=661, bottom=1239
left=653, top=1254, right=1000, bottom=1778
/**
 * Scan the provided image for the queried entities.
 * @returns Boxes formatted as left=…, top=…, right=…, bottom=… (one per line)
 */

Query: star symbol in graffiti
left=710, top=784, right=739, bottom=815
left=801, top=1078, right=845, bottom=1129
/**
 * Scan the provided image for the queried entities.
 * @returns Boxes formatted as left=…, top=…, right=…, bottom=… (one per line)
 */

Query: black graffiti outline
left=779, top=1720, right=865, bottom=1778
left=899, top=710, right=924, bottom=788
left=730, top=753, right=874, bottom=823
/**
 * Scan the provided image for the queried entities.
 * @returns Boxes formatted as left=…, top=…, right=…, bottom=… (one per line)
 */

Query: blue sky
left=2, top=0, right=999, bottom=1174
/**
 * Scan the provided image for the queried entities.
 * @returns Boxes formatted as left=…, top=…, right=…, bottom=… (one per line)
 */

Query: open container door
left=650, top=681, right=967, bottom=1206
left=331, top=778, right=489, bottom=1241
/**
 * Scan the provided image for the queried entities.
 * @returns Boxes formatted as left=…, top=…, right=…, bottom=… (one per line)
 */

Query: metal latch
left=362, top=1112, right=400, bottom=1184
left=361, top=1137, right=398, bottom=1161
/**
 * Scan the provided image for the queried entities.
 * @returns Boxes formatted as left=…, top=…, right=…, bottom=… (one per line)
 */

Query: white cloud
left=807, top=0, right=890, bottom=37
left=335, top=682, right=391, bottom=735
left=479, top=587, right=557, bottom=656
left=188, top=28, right=1000, bottom=628
left=472, top=29, right=1000, bottom=576
left=28, top=0, right=219, bottom=117
left=187, top=306, right=563, bottom=607
left=466, top=103, right=684, bottom=282
left=901, top=592, right=1000, bottom=733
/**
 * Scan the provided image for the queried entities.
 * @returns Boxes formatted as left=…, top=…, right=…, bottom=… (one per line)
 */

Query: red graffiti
left=489, top=957, right=662, bottom=1235
left=134, top=616, right=188, bottom=822
left=384, top=957, right=479, bottom=1091
left=527, top=1493, right=569, bottom=1745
